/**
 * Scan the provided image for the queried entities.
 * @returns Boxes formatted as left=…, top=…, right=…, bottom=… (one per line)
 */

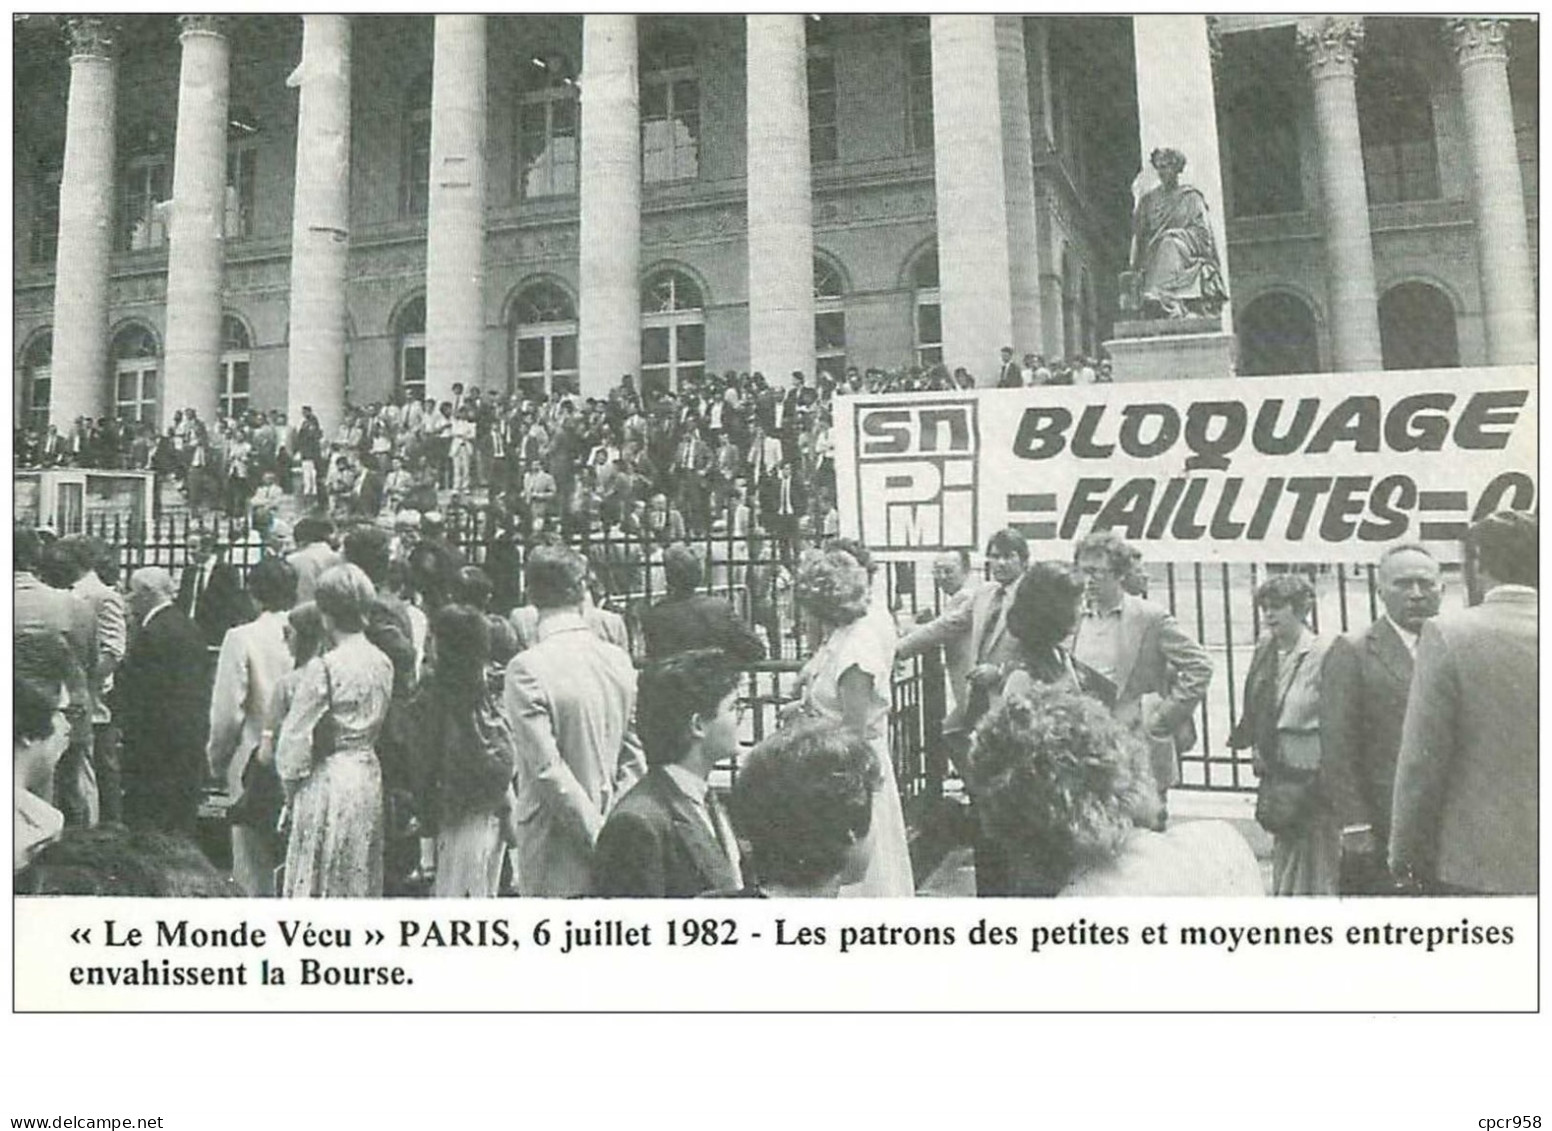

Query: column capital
left=1297, top=16, right=1364, bottom=82
left=177, top=14, right=230, bottom=41
left=64, top=16, right=117, bottom=60
left=1446, top=18, right=1511, bottom=69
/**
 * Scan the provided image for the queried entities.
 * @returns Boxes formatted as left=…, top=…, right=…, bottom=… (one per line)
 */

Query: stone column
left=746, top=15, right=815, bottom=382
left=996, top=16, right=1042, bottom=354
left=579, top=15, right=640, bottom=398
left=286, top=15, right=352, bottom=436
left=1448, top=18, right=1536, bottom=365
left=930, top=15, right=1012, bottom=380
left=161, top=14, right=230, bottom=428
left=425, top=15, right=487, bottom=405
left=49, top=17, right=118, bottom=427
left=1298, top=16, right=1384, bottom=372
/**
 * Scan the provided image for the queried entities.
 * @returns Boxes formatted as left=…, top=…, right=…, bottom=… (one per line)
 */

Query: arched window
left=511, top=282, right=579, bottom=399
left=402, top=74, right=433, bottom=218
left=226, top=106, right=261, bottom=239
left=30, top=153, right=62, bottom=266
left=814, top=256, right=847, bottom=380
left=904, top=17, right=933, bottom=154
left=1237, top=292, right=1320, bottom=376
left=219, top=315, right=253, bottom=420
left=516, top=54, right=579, bottom=200
left=394, top=296, right=427, bottom=403
left=640, top=269, right=705, bottom=396
left=1226, top=86, right=1303, bottom=217
left=112, top=324, right=160, bottom=423
left=1379, top=282, right=1459, bottom=370
left=21, top=332, right=52, bottom=433
left=119, top=124, right=170, bottom=251
left=640, top=30, right=700, bottom=183
left=1357, top=63, right=1440, bottom=204
left=911, top=246, right=942, bottom=366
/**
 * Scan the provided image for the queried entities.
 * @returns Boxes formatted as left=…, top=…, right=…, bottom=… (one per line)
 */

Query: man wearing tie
left=759, top=460, right=805, bottom=564
left=997, top=346, right=1023, bottom=388
left=593, top=650, right=744, bottom=897
left=177, top=531, right=251, bottom=647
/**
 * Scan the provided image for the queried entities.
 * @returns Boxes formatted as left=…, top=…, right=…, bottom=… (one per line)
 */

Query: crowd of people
left=15, top=495, right=1535, bottom=899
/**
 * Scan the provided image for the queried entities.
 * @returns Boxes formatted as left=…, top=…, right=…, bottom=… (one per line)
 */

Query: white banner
left=833, top=366, right=1537, bottom=562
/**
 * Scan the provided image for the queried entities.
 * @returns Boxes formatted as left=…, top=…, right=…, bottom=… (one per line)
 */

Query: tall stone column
left=1448, top=18, right=1537, bottom=365
left=1298, top=16, right=1383, bottom=372
left=286, top=16, right=352, bottom=436
left=161, top=15, right=230, bottom=428
left=425, top=15, right=487, bottom=405
left=930, top=15, right=1012, bottom=380
left=49, top=17, right=118, bottom=428
left=995, top=16, right=1042, bottom=355
left=579, top=15, right=640, bottom=398
left=746, top=15, right=815, bottom=382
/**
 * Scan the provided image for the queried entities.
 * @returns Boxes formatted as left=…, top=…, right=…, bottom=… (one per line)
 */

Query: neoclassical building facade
left=11, top=14, right=1538, bottom=437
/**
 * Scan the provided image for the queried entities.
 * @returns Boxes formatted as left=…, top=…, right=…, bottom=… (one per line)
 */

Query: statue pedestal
left=1103, top=315, right=1236, bottom=383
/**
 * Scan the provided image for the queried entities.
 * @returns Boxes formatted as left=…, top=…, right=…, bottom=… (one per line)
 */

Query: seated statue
left=1128, top=147, right=1228, bottom=319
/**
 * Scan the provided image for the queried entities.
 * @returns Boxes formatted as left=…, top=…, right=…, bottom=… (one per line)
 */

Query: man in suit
left=641, top=543, right=765, bottom=663
left=178, top=531, right=251, bottom=647
left=1320, top=544, right=1443, bottom=894
left=593, top=650, right=743, bottom=896
left=1390, top=512, right=1537, bottom=895
left=287, top=515, right=342, bottom=606
left=1071, top=531, right=1212, bottom=826
left=504, top=545, right=646, bottom=896
left=509, top=566, right=630, bottom=655
left=115, top=567, right=210, bottom=835
left=63, top=536, right=128, bottom=826
left=996, top=346, right=1023, bottom=388
left=758, top=460, right=806, bottom=563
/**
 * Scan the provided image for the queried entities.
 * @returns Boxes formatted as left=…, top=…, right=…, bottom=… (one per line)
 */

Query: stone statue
left=1127, top=147, right=1228, bottom=319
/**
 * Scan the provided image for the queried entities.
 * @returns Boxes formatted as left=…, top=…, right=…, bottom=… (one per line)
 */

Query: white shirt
left=1383, top=614, right=1420, bottom=656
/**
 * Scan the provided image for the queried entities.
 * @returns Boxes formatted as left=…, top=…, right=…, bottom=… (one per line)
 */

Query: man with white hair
left=114, top=567, right=210, bottom=834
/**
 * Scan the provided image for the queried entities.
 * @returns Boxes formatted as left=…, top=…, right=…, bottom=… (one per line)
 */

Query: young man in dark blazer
left=640, top=543, right=765, bottom=664
left=593, top=650, right=744, bottom=897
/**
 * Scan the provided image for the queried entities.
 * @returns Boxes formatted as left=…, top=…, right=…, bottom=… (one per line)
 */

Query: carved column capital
left=1446, top=18, right=1510, bottom=69
left=177, top=14, right=230, bottom=41
left=1297, top=16, right=1364, bottom=82
left=64, top=16, right=117, bottom=60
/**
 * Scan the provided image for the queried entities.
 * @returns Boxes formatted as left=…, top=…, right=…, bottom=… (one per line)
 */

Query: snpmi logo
left=855, top=400, right=978, bottom=551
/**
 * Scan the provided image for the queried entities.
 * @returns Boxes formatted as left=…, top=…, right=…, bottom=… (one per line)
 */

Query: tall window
left=1226, top=87, right=1304, bottom=216
left=1357, top=63, right=1440, bottom=205
left=808, top=50, right=839, bottom=165
left=112, top=324, right=159, bottom=423
left=512, top=282, right=579, bottom=399
left=641, top=269, right=705, bottom=396
left=395, top=296, right=427, bottom=404
left=21, top=332, right=52, bottom=434
left=219, top=315, right=252, bottom=420
left=516, top=55, right=580, bottom=199
left=905, top=18, right=933, bottom=154
left=641, top=32, right=700, bottom=183
left=120, top=142, right=170, bottom=252
left=226, top=109, right=260, bottom=239
left=911, top=247, right=942, bottom=366
left=402, top=75, right=433, bottom=218
left=31, top=158, right=61, bottom=266
left=814, top=256, right=846, bottom=379
left=1379, top=283, right=1459, bottom=370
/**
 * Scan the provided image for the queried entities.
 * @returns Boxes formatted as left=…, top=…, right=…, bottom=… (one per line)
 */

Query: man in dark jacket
left=177, top=530, right=252, bottom=647
left=593, top=650, right=743, bottom=897
left=640, top=543, right=765, bottom=664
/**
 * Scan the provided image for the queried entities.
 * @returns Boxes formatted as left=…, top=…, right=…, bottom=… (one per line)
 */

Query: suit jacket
left=287, top=541, right=342, bottom=605
left=178, top=556, right=252, bottom=646
left=1390, top=588, right=1537, bottom=894
left=1319, top=617, right=1414, bottom=842
left=113, top=604, right=209, bottom=829
left=503, top=613, right=647, bottom=896
left=205, top=611, right=293, bottom=798
left=72, top=571, right=127, bottom=726
left=757, top=472, right=807, bottom=522
left=897, top=579, right=1021, bottom=731
left=997, top=360, right=1023, bottom=388
left=15, top=572, right=95, bottom=703
left=593, top=768, right=738, bottom=897
left=510, top=603, right=630, bottom=653
left=641, top=593, right=766, bottom=663
left=1076, top=594, right=1212, bottom=757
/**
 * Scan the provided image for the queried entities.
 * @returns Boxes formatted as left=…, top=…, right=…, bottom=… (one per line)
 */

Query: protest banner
left=832, top=366, right=1536, bottom=562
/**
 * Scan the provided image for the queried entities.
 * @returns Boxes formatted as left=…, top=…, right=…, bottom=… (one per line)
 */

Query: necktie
left=706, top=789, right=743, bottom=888
left=191, top=565, right=207, bottom=620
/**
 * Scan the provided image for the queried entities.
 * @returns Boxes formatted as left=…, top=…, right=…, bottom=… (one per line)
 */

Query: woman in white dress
left=790, top=548, right=914, bottom=897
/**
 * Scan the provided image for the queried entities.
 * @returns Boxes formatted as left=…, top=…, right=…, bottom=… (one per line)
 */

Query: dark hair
left=730, top=719, right=881, bottom=889
left=452, top=565, right=493, bottom=611
left=14, top=632, right=71, bottom=745
left=14, top=524, right=42, bottom=573
left=637, top=650, right=740, bottom=768
left=1255, top=573, right=1315, bottom=616
left=286, top=603, right=329, bottom=666
left=17, top=828, right=238, bottom=897
left=247, top=557, right=298, bottom=613
left=38, top=538, right=84, bottom=588
left=1470, top=510, right=1537, bottom=588
left=294, top=514, right=334, bottom=547
left=525, top=544, right=588, bottom=610
left=1006, top=563, right=1084, bottom=651
left=342, top=524, right=392, bottom=584
left=430, top=603, right=491, bottom=697
left=60, top=535, right=119, bottom=585
left=662, top=543, right=703, bottom=595
left=986, top=527, right=1030, bottom=563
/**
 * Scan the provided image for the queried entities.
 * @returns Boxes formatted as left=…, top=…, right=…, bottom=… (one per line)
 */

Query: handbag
left=1255, top=764, right=1318, bottom=835
left=231, top=662, right=334, bottom=829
